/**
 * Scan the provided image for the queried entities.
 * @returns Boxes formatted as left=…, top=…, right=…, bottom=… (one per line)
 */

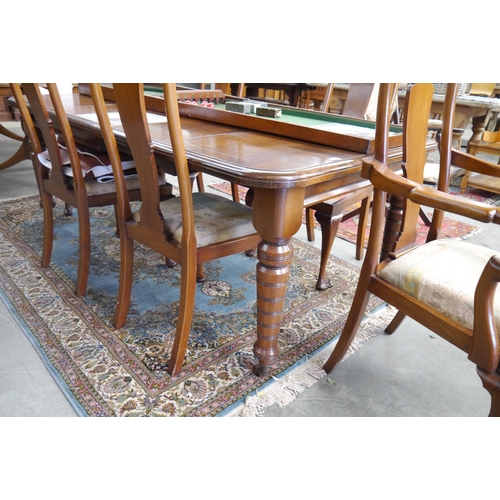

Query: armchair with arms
left=323, top=83, right=500, bottom=416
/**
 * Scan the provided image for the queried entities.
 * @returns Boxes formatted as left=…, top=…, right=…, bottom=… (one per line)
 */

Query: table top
left=46, top=90, right=403, bottom=192
left=23, top=87, right=422, bottom=197
left=120, top=84, right=405, bottom=153
left=398, top=89, right=500, bottom=110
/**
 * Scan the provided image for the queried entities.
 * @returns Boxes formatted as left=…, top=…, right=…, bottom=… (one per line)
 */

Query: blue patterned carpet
left=0, top=195, right=381, bottom=416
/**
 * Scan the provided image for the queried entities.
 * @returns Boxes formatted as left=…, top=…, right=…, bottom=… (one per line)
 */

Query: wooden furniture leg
left=356, top=196, right=370, bottom=261
left=314, top=211, right=342, bottom=290
left=0, top=122, right=24, bottom=141
left=469, top=112, right=492, bottom=144
left=0, top=125, right=30, bottom=171
left=323, top=189, right=388, bottom=373
left=477, top=368, right=500, bottom=417
left=195, top=171, right=205, bottom=192
left=251, top=187, right=305, bottom=375
left=306, top=207, right=315, bottom=241
left=384, top=310, right=406, bottom=334
left=380, top=194, right=405, bottom=261
left=419, top=207, right=432, bottom=227
left=231, top=183, right=240, bottom=203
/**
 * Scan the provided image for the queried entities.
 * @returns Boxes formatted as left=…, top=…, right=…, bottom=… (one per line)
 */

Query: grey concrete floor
left=0, top=119, right=498, bottom=417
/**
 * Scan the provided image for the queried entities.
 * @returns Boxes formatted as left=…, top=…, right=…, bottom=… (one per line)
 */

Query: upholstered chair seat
left=132, top=192, right=255, bottom=246
left=378, top=239, right=500, bottom=333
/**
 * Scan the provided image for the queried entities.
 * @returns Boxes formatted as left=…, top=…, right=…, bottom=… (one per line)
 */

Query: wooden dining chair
left=469, top=83, right=497, bottom=97
left=302, top=84, right=334, bottom=112
left=302, top=83, right=375, bottom=115
left=322, top=83, right=500, bottom=416
left=91, top=83, right=262, bottom=376
left=305, top=83, right=380, bottom=290
left=13, top=83, right=174, bottom=296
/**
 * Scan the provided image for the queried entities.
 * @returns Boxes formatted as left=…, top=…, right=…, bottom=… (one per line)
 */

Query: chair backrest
left=21, top=83, right=88, bottom=196
left=108, top=83, right=197, bottom=252
left=342, top=83, right=375, bottom=118
left=372, top=83, right=458, bottom=253
left=9, top=84, right=43, bottom=158
left=318, top=84, right=333, bottom=113
left=482, top=130, right=500, bottom=144
left=469, top=83, right=496, bottom=96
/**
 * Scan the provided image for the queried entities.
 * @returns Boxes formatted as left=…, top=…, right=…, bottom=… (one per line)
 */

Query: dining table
left=398, top=89, right=500, bottom=147
left=323, top=84, right=500, bottom=142
left=18, top=85, right=418, bottom=376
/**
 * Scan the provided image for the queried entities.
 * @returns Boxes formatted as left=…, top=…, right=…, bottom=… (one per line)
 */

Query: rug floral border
left=0, top=195, right=381, bottom=416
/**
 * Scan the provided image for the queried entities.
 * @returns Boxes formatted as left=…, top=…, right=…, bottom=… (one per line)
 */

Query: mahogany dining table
left=22, top=86, right=413, bottom=376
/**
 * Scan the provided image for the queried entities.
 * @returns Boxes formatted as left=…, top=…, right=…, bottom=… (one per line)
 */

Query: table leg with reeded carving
left=250, top=187, right=305, bottom=376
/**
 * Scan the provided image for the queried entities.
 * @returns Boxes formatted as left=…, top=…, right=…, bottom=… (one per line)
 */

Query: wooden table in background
left=398, top=90, right=500, bottom=147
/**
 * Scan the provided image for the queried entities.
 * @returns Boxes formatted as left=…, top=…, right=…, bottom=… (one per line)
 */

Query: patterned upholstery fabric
left=133, top=192, right=256, bottom=247
left=377, top=239, right=500, bottom=333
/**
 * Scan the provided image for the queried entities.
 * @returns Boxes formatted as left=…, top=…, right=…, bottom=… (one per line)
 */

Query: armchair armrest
left=362, top=156, right=500, bottom=224
left=451, top=149, right=500, bottom=178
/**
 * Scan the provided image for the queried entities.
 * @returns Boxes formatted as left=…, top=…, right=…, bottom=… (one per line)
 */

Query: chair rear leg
left=113, top=205, right=120, bottom=237
left=75, top=208, right=91, bottom=297
left=167, top=260, right=197, bottom=376
left=196, top=263, right=205, bottom=282
left=477, top=368, right=500, bottom=417
left=314, top=211, right=342, bottom=290
left=231, top=183, right=240, bottom=203
left=306, top=207, right=315, bottom=242
left=355, top=197, right=370, bottom=261
left=40, top=191, right=54, bottom=269
left=194, top=172, right=205, bottom=192
left=385, top=310, right=406, bottom=334
left=113, top=232, right=135, bottom=328
left=64, top=203, right=73, bottom=216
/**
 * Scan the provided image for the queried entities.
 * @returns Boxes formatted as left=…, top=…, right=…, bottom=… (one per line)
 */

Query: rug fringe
left=229, top=304, right=397, bottom=417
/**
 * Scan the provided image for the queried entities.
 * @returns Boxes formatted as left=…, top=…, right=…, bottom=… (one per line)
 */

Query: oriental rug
left=209, top=181, right=481, bottom=249
left=0, top=194, right=385, bottom=417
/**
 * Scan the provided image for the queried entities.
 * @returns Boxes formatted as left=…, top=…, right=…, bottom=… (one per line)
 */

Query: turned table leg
left=252, top=239, right=294, bottom=376
left=469, top=112, right=492, bottom=144
left=251, top=187, right=305, bottom=376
